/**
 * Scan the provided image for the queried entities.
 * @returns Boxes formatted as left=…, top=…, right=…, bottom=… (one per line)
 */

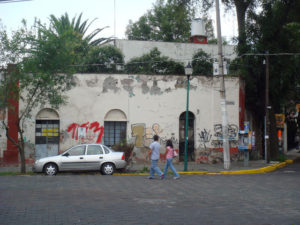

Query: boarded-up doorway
left=35, top=109, right=59, bottom=159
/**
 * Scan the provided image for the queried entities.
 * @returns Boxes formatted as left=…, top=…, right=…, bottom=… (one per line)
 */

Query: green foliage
left=229, top=0, right=300, bottom=157
left=126, top=0, right=193, bottom=42
left=125, top=48, right=184, bottom=75
left=0, top=12, right=111, bottom=173
left=49, top=13, right=110, bottom=46
left=240, top=0, right=300, bottom=112
left=46, top=12, right=111, bottom=72
left=83, top=45, right=124, bottom=73
left=191, top=49, right=213, bottom=75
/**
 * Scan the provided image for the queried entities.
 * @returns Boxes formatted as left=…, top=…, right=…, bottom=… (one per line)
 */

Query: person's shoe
left=173, top=176, right=180, bottom=180
left=160, top=174, right=164, bottom=179
left=148, top=176, right=154, bottom=179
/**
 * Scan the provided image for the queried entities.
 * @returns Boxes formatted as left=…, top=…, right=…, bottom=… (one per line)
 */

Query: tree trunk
left=19, top=144, right=26, bottom=174
left=18, top=126, right=26, bottom=173
left=234, top=0, right=251, bottom=55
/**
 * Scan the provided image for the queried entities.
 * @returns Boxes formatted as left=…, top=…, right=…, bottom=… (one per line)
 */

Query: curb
left=114, top=159, right=294, bottom=176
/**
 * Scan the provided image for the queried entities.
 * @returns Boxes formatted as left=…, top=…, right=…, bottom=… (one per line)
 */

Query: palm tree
left=49, top=12, right=111, bottom=46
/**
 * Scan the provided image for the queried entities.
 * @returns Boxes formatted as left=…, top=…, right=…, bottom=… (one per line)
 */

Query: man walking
left=148, top=135, right=164, bottom=179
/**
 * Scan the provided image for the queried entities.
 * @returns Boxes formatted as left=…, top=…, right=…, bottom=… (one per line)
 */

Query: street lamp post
left=184, top=62, right=192, bottom=172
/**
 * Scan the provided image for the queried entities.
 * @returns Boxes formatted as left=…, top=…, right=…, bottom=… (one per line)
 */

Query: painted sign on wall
left=67, top=121, right=104, bottom=144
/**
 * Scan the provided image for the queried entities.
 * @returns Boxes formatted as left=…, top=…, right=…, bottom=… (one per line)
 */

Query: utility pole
left=215, top=0, right=230, bottom=170
left=265, top=54, right=270, bottom=163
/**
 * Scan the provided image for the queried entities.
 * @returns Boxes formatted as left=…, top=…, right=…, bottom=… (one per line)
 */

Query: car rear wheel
left=101, top=163, right=115, bottom=175
left=44, top=163, right=58, bottom=176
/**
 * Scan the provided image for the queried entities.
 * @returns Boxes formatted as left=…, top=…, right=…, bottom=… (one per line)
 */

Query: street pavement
left=0, top=159, right=300, bottom=225
left=1, top=148, right=299, bottom=174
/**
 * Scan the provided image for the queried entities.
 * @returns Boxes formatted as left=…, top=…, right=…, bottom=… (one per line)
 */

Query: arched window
left=104, top=109, right=127, bottom=147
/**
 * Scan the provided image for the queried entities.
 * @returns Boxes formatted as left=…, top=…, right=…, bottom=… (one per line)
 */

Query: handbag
left=173, top=149, right=178, bottom=157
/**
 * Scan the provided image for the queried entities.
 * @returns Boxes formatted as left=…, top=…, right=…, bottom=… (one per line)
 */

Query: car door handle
left=80, top=157, right=84, bottom=159
left=99, top=157, right=103, bottom=159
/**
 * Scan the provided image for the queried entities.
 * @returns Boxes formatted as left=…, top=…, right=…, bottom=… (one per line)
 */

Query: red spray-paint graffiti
left=67, top=122, right=104, bottom=143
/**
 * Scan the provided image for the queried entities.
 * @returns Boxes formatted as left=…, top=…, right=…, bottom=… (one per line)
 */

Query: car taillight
left=121, top=153, right=125, bottom=160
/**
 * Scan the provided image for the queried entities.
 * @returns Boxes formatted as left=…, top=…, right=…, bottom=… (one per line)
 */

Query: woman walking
left=163, top=139, right=180, bottom=179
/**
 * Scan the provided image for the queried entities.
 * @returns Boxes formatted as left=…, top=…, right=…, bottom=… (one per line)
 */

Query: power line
left=0, top=0, right=31, bottom=3
left=241, top=53, right=300, bottom=57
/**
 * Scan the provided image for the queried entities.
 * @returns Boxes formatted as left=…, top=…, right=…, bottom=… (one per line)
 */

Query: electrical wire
left=0, top=0, right=31, bottom=3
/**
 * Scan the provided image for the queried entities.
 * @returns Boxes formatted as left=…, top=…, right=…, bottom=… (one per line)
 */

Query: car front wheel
left=44, top=163, right=58, bottom=176
left=101, top=163, right=115, bottom=175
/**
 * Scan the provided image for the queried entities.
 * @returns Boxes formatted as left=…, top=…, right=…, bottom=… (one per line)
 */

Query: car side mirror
left=63, top=152, right=70, bottom=157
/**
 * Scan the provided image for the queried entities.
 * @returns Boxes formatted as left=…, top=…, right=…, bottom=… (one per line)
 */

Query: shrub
left=111, top=140, right=134, bottom=164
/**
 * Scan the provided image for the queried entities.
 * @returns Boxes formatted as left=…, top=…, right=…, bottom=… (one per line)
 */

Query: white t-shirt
left=149, top=141, right=160, bottom=160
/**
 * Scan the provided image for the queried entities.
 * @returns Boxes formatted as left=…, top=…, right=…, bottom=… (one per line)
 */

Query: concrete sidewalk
left=126, top=148, right=300, bottom=175
left=1, top=148, right=299, bottom=174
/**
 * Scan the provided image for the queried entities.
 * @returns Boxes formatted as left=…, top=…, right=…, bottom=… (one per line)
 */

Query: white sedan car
left=33, top=144, right=126, bottom=175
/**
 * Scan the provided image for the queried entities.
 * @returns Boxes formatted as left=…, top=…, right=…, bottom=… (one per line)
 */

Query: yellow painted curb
left=114, top=159, right=294, bottom=176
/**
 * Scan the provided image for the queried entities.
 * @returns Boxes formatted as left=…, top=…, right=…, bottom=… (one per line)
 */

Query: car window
left=68, top=145, right=86, bottom=156
left=102, top=145, right=111, bottom=154
left=87, top=145, right=103, bottom=155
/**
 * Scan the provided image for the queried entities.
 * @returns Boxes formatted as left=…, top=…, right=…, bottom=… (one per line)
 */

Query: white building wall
left=112, top=39, right=236, bottom=63
left=23, top=74, right=241, bottom=163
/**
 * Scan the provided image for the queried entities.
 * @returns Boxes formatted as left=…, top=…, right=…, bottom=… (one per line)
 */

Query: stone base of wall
left=132, top=147, right=243, bottom=165
left=195, top=148, right=243, bottom=164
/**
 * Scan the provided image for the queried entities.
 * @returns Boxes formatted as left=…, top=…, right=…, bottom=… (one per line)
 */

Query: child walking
left=163, top=139, right=180, bottom=179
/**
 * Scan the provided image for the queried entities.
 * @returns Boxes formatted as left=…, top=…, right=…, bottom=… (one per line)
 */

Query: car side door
left=60, top=145, right=86, bottom=171
left=84, top=145, right=104, bottom=170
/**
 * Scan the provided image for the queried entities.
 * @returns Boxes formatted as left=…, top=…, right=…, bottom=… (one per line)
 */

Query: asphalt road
left=0, top=162, right=299, bottom=225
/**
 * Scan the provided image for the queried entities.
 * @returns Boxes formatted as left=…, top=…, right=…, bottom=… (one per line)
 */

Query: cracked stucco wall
left=20, top=73, right=240, bottom=162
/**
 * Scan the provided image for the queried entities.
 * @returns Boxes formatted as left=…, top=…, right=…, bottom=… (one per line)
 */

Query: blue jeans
left=164, top=158, right=179, bottom=178
left=150, top=159, right=163, bottom=177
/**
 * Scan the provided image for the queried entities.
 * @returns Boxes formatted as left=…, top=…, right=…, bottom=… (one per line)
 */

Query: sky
left=0, top=0, right=237, bottom=40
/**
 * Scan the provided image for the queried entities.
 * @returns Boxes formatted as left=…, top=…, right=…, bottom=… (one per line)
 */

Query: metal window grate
left=35, top=120, right=60, bottom=144
left=104, top=121, right=126, bottom=147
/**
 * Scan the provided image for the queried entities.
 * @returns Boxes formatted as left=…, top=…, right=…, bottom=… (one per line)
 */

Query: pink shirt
left=166, top=146, right=175, bottom=159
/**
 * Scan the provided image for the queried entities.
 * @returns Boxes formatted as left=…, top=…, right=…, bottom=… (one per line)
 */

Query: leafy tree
left=231, top=0, right=300, bottom=157
left=125, top=48, right=184, bottom=75
left=126, top=0, right=193, bottom=42
left=0, top=18, right=84, bottom=173
left=191, top=49, right=213, bottom=75
left=197, top=0, right=258, bottom=55
left=83, top=45, right=124, bottom=73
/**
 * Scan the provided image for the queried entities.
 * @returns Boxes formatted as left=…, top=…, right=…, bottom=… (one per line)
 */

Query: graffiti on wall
left=131, top=123, right=179, bottom=162
left=198, top=129, right=212, bottom=149
left=196, top=124, right=239, bottom=163
left=131, top=123, right=145, bottom=148
left=211, top=140, right=238, bottom=148
left=131, top=123, right=179, bottom=147
left=67, top=121, right=104, bottom=144
left=211, top=124, right=238, bottom=148
left=213, top=124, right=238, bottom=140
left=198, top=124, right=238, bottom=149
